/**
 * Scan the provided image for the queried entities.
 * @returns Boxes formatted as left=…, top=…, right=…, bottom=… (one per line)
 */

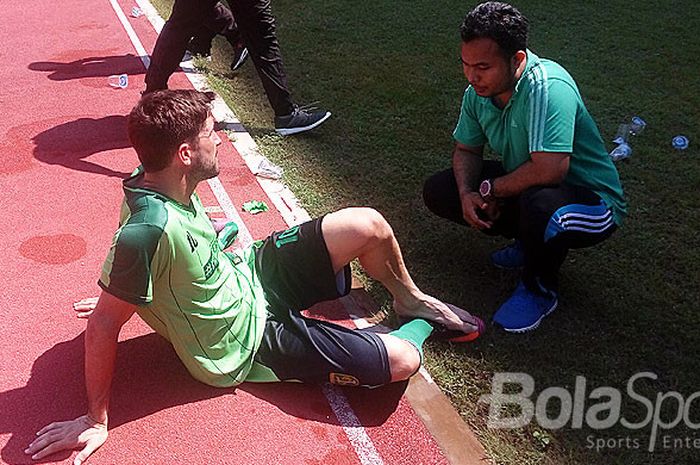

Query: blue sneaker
left=490, top=240, right=524, bottom=269
left=493, top=281, right=558, bottom=333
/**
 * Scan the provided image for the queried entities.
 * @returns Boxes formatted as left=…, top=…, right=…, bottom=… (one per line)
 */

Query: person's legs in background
left=145, top=0, right=222, bottom=93
left=187, top=2, right=249, bottom=71
left=150, top=0, right=332, bottom=134
left=227, top=0, right=331, bottom=135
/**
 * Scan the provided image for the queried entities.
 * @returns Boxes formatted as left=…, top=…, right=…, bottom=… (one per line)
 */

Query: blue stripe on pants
left=544, top=200, right=613, bottom=242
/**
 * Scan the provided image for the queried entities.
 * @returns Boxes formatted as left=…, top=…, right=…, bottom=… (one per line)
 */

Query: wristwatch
left=479, top=178, right=496, bottom=201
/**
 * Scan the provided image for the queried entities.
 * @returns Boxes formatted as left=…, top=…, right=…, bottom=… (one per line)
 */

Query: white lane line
left=322, top=384, right=385, bottom=465
left=134, top=0, right=165, bottom=32
left=207, top=177, right=254, bottom=248
left=338, top=295, right=374, bottom=330
left=109, top=3, right=385, bottom=464
left=419, top=366, right=435, bottom=384
left=108, top=0, right=150, bottom=67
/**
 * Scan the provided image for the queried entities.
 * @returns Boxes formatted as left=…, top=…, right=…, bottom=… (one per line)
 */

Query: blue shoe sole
left=491, top=261, right=524, bottom=270
left=490, top=242, right=525, bottom=270
left=499, top=297, right=558, bottom=334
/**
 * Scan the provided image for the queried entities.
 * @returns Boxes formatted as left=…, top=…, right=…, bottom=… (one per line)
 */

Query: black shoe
left=230, top=47, right=249, bottom=71
left=186, top=37, right=212, bottom=58
left=274, top=105, right=331, bottom=136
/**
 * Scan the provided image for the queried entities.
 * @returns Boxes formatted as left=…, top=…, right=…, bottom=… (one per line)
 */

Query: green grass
left=151, top=1, right=699, bottom=463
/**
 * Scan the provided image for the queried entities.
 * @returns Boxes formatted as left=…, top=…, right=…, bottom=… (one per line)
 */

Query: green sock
left=389, top=318, right=434, bottom=361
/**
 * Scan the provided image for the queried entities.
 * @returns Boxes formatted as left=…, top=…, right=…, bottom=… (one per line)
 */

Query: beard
left=190, top=150, right=220, bottom=182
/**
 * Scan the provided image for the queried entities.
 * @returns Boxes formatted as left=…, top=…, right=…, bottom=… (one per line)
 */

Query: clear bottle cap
left=631, top=116, right=646, bottom=127
left=672, top=135, right=689, bottom=150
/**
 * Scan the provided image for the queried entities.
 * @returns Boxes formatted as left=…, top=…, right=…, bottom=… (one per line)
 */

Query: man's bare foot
left=433, top=303, right=485, bottom=342
left=394, top=294, right=481, bottom=334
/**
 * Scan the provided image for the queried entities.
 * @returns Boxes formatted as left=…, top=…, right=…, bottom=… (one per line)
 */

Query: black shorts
left=252, top=217, right=391, bottom=388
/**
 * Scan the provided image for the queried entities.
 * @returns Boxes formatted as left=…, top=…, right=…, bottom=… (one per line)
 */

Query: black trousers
left=145, top=0, right=294, bottom=116
left=422, top=161, right=617, bottom=293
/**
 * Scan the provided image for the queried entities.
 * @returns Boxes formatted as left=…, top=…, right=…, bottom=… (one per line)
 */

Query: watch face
left=479, top=180, right=490, bottom=197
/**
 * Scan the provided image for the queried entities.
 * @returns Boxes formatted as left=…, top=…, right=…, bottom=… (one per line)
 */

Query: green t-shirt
left=99, top=168, right=267, bottom=387
left=453, top=50, right=627, bottom=225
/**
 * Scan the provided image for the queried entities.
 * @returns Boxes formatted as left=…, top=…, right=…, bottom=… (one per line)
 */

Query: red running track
left=0, top=0, right=487, bottom=464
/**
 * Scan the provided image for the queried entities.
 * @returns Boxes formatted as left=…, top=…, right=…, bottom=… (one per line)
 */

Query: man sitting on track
left=25, top=89, right=483, bottom=464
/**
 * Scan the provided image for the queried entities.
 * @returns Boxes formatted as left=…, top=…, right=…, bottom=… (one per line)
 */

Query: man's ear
left=177, top=142, right=194, bottom=167
left=512, top=49, right=527, bottom=68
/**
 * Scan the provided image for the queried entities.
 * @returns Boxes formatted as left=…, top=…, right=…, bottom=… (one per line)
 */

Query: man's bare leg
left=321, top=207, right=479, bottom=333
left=376, top=331, right=422, bottom=382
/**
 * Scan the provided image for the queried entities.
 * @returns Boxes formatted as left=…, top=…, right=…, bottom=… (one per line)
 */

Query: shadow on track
left=0, top=332, right=227, bottom=464
left=28, top=54, right=145, bottom=82
left=240, top=381, right=406, bottom=428
left=32, top=115, right=132, bottom=178
left=1, top=331, right=404, bottom=464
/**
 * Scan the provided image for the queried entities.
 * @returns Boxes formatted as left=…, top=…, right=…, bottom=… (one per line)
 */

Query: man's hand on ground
left=25, top=415, right=108, bottom=465
left=73, top=297, right=99, bottom=319
left=461, top=192, right=493, bottom=230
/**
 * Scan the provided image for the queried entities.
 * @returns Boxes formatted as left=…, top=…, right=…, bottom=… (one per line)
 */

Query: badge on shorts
left=329, top=373, right=360, bottom=387
left=274, top=225, right=300, bottom=248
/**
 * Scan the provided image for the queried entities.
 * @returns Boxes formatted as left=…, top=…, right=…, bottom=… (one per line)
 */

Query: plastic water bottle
left=612, top=116, right=647, bottom=144
left=612, top=123, right=631, bottom=145
left=609, top=142, right=632, bottom=162
left=107, top=74, right=128, bottom=89
left=672, top=135, right=689, bottom=151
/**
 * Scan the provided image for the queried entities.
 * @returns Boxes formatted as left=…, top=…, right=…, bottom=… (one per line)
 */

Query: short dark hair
left=127, top=89, right=215, bottom=172
left=460, top=2, right=529, bottom=59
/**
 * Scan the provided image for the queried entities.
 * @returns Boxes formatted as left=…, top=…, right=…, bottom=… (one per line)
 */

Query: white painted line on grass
left=347, top=315, right=372, bottom=329
left=134, top=0, right=165, bottom=32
